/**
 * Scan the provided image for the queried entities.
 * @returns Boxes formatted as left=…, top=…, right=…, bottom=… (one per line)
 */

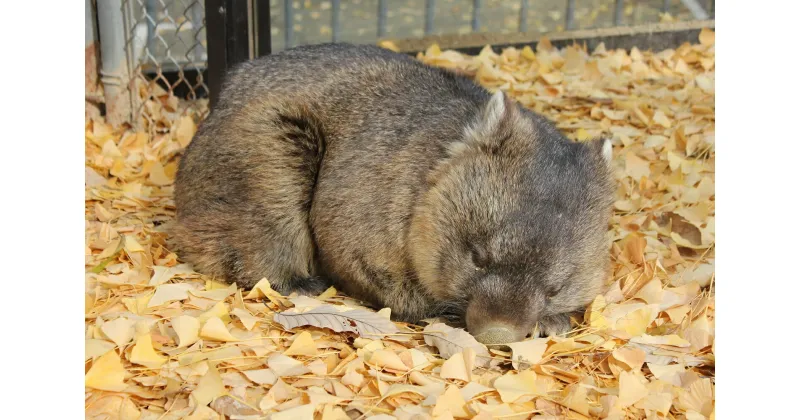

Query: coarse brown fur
left=173, top=43, right=615, bottom=343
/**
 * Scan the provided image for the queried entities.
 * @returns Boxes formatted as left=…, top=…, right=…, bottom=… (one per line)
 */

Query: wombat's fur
left=174, top=43, right=614, bottom=343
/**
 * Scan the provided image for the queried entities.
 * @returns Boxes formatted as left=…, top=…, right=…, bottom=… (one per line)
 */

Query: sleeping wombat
left=173, top=43, right=614, bottom=344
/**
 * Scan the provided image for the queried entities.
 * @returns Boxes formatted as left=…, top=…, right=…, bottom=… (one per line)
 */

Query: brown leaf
left=273, top=304, right=400, bottom=338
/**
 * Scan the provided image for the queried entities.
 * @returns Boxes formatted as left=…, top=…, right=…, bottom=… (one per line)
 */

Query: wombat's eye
left=546, top=285, right=565, bottom=299
left=470, top=245, right=490, bottom=270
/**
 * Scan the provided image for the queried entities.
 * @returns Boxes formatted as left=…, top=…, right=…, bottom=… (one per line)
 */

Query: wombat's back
left=173, top=44, right=493, bottom=300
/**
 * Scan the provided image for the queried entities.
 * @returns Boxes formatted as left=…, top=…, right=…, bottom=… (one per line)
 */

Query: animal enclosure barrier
left=86, top=0, right=715, bottom=128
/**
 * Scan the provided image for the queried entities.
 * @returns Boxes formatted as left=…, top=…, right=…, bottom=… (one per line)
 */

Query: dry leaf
left=648, top=363, right=685, bottom=386
left=85, top=339, right=116, bottom=361
left=271, top=403, right=316, bottom=420
left=625, top=152, right=651, bottom=180
left=200, top=316, right=238, bottom=342
left=618, top=371, right=649, bottom=407
left=432, top=385, right=470, bottom=418
left=147, top=283, right=193, bottom=307
left=191, top=363, right=225, bottom=408
left=243, top=368, right=278, bottom=386
left=175, top=115, right=197, bottom=148
left=101, top=317, right=136, bottom=348
left=130, top=332, right=167, bottom=368
left=494, top=370, right=552, bottom=403
left=506, top=338, right=548, bottom=369
left=85, top=350, right=128, bottom=391
left=147, top=161, right=172, bottom=186
left=440, top=351, right=471, bottom=382
left=273, top=305, right=399, bottom=338
left=171, top=315, right=200, bottom=347
left=268, top=354, right=310, bottom=377
left=231, top=307, right=259, bottom=330
left=284, top=331, right=318, bottom=357
left=422, top=323, right=490, bottom=366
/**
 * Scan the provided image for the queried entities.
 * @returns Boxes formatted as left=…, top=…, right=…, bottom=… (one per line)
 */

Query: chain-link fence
left=86, top=0, right=714, bottom=128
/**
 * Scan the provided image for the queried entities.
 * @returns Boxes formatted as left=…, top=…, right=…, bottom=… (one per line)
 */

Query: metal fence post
left=425, top=0, right=435, bottom=35
left=472, top=0, right=482, bottom=32
left=86, top=0, right=102, bottom=119
left=96, top=0, right=133, bottom=127
left=206, top=0, right=272, bottom=108
left=518, top=0, right=529, bottom=33
left=566, top=0, right=576, bottom=30
left=332, top=0, right=341, bottom=42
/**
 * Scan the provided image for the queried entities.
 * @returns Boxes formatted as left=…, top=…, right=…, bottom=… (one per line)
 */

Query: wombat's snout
left=470, top=323, right=530, bottom=345
left=465, top=295, right=535, bottom=345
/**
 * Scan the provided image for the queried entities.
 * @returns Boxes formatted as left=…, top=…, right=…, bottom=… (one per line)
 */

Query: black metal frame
left=206, top=0, right=271, bottom=108
left=202, top=1, right=714, bottom=106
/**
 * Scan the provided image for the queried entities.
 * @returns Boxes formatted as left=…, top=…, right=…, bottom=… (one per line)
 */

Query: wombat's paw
left=536, top=313, right=573, bottom=337
left=274, top=275, right=332, bottom=297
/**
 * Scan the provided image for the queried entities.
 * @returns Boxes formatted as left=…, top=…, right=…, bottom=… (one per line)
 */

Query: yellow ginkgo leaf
left=100, top=317, right=136, bottom=348
left=130, top=333, right=167, bottom=368
left=284, top=331, right=318, bottom=357
left=191, top=363, right=224, bottom=408
left=171, top=315, right=200, bottom=347
left=85, top=350, right=128, bottom=391
left=231, top=307, right=259, bottom=331
left=200, top=316, right=238, bottom=342
left=197, top=301, right=231, bottom=325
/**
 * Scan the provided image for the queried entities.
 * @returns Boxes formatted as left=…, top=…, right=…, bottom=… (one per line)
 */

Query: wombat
left=173, top=43, right=614, bottom=344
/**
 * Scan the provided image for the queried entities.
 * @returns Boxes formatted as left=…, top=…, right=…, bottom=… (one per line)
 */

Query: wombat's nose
left=471, top=324, right=526, bottom=345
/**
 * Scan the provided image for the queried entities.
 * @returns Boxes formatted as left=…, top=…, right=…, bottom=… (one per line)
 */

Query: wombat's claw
left=536, top=313, right=573, bottom=337
left=274, top=275, right=331, bottom=297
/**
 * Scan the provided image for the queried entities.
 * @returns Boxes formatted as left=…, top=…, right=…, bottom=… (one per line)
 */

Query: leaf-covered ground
left=85, top=29, right=715, bottom=419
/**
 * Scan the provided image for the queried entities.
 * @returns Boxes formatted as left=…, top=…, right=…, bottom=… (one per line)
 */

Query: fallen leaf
left=432, top=385, right=470, bottom=418
left=175, top=115, right=197, bottom=148
left=101, top=317, right=136, bottom=348
left=562, top=384, right=590, bottom=416
left=171, top=315, right=200, bottom=347
left=422, top=323, right=490, bottom=367
left=130, top=333, right=167, bottom=368
left=648, top=363, right=685, bottom=386
left=191, top=363, right=224, bottom=408
left=147, top=161, right=172, bottom=186
left=494, top=370, right=551, bottom=403
left=273, top=305, right=400, bottom=338
left=85, top=350, right=128, bottom=391
left=199, top=316, right=238, bottom=342
left=85, top=339, right=116, bottom=361
left=699, top=28, right=715, bottom=46
left=676, top=378, right=714, bottom=416
left=618, top=370, right=649, bottom=407
left=231, top=307, right=259, bottom=330
left=625, top=152, right=651, bottom=180
left=270, top=403, right=316, bottom=420
left=440, top=351, right=471, bottom=382
left=149, top=264, right=194, bottom=286
left=268, top=354, right=310, bottom=377
left=242, top=368, right=278, bottom=386
left=368, top=349, right=409, bottom=371
left=147, top=283, right=193, bottom=308
left=284, top=331, right=318, bottom=357
left=507, top=338, right=548, bottom=369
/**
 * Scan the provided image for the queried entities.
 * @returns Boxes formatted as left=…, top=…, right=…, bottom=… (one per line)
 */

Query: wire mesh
left=121, top=0, right=210, bottom=129
left=100, top=0, right=713, bottom=126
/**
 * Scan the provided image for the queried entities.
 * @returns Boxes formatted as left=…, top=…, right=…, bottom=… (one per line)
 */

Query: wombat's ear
left=482, top=90, right=508, bottom=133
left=462, top=91, right=515, bottom=147
left=590, top=137, right=613, bottom=164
